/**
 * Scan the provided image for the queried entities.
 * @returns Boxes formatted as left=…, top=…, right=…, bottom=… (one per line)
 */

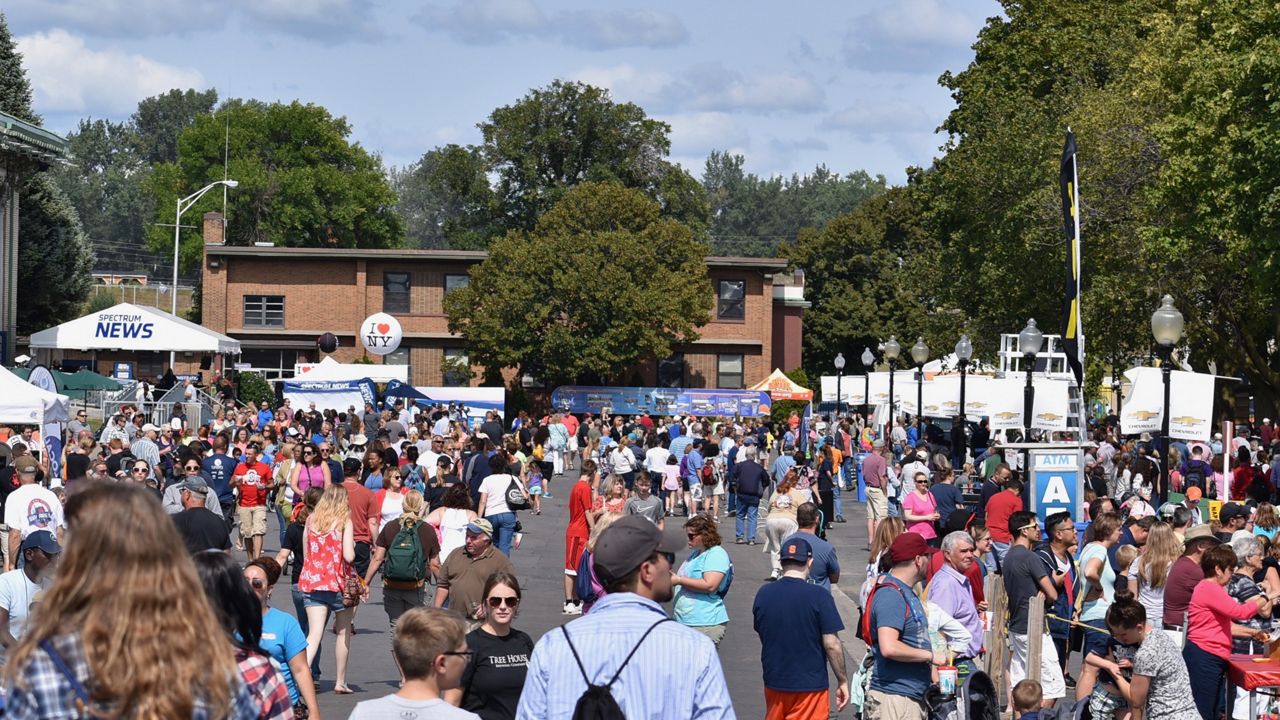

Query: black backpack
left=1183, top=460, right=1208, bottom=495
left=561, top=618, right=670, bottom=720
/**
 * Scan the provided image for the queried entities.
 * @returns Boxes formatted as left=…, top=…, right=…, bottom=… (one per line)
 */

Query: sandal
left=333, top=685, right=354, bottom=695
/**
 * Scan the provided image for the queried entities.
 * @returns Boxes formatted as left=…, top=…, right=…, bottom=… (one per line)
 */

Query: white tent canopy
left=293, top=356, right=408, bottom=383
left=28, top=303, right=241, bottom=354
left=0, top=367, right=71, bottom=424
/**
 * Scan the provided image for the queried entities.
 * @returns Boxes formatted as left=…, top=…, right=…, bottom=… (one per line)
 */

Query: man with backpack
left=516, top=515, right=734, bottom=719
left=864, top=532, right=944, bottom=720
left=1179, top=445, right=1213, bottom=498
left=364, top=493, right=441, bottom=629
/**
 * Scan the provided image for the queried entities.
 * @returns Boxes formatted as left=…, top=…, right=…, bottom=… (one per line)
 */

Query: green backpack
left=383, top=521, right=425, bottom=583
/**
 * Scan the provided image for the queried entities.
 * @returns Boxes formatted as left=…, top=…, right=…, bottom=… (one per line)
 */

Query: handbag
left=505, top=475, right=531, bottom=511
left=341, top=564, right=365, bottom=608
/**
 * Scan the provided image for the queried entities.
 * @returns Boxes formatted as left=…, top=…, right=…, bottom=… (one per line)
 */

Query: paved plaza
left=265, top=477, right=871, bottom=719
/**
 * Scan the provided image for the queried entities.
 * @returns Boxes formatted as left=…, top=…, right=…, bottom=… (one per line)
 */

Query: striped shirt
left=515, top=593, right=736, bottom=720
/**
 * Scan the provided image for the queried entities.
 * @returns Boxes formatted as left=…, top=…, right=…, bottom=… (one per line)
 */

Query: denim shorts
left=303, top=590, right=345, bottom=612
left=1082, top=626, right=1111, bottom=658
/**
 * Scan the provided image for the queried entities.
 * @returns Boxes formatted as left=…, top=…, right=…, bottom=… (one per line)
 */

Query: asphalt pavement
left=259, top=477, right=872, bottom=719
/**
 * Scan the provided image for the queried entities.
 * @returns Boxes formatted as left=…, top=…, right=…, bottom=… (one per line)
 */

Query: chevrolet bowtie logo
left=942, top=401, right=959, bottom=408
left=969, top=402, right=987, bottom=409
left=1037, top=413, right=1063, bottom=422
left=1129, top=410, right=1159, bottom=421
left=926, top=405, right=939, bottom=411
left=1172, top=416, right=1202, bottom=425
left=995, top=411, right=1020, bottom=420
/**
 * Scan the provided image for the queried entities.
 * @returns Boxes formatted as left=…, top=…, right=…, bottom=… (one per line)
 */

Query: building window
left=657, top=353, right=684, bottom=388
left=243, top=295, right=284, bottom=327
left=136, top=353, right=166, bottom=380
left=385, top=347, right=409, bottom=366
left=443, top=348, right=470, bottom=386
left=717, top=354, right=744, bottom=389
left=383, top=272, right=411, bottom=313
left=717, top=280, right=745, bottom=320
left=444, top=274, right=469, bottom=295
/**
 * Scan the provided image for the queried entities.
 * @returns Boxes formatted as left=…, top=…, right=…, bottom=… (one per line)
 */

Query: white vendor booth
left=28, top=303, right=242, bottom=355
left=0, top=366, right=71, bottom=425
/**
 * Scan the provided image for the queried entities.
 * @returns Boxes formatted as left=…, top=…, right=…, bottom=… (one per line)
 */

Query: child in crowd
left=1012, top=679, right=1043, bottom=720
left=624, top=475, right=665, bottom=529
left=601, top=477, right=627, bottom=514
left=524, top=458, right=543, bottom=515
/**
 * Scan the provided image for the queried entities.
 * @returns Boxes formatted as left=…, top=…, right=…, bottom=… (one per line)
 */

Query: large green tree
left=147, top=99, right=403, bottom=270
left=394, top=81, right=708, bottom=249
left=703, top=150, right=889, bottom=256
left=444, top=182, right=712, bottom=384
left=388, top=144, right=498, bottom=249
left=785, top=182, right=962, bottom=381
left=0, top=12, right=93, bottom=330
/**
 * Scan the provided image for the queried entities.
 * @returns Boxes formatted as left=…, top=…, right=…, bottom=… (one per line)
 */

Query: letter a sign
left=1028, top=449, right=1083, bottom=525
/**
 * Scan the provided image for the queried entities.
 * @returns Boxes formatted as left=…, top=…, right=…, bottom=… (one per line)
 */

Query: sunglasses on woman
left=487, top=595, right=519, bottom=608
left=184, top=465, right=200, bottom=472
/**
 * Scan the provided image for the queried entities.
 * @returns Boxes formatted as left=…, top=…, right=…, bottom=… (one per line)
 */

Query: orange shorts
left=764, top=688, right=829, bottom=720
left=565, top=534, right=588, bottom=573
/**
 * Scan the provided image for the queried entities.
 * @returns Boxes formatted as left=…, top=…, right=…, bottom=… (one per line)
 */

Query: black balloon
left=317, top=332, right=339, bottom=354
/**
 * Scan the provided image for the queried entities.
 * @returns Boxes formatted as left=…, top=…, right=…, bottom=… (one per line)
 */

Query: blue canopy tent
left=383, top=379, right=431, bottom=402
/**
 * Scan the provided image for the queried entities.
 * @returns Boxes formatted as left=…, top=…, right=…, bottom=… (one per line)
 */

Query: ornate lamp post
left=955, top=334, right=973, bottom=462
left=884, top=336, right=901, bottom=434
left=1151, top=295, right=1184, bottom=507
left=861, top=347, right=875, bottom=420
left=1019, top=319, right=1044, bottom=474
left=834, top=352, right=846, bottom=418
left=911, top=337, right=929, bottom=424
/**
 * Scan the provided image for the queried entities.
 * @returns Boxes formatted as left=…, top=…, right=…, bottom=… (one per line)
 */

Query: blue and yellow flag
left=1059, top=130, right=1084, bottom=386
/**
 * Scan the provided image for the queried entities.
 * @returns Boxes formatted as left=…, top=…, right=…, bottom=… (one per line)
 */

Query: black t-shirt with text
left=461, top=627, right=534, bottom=720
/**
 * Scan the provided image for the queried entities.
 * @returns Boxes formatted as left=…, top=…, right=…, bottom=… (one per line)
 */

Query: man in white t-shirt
left=0, top=530, right=60, bottom=649
left=3, top=456, right=66, bottom=573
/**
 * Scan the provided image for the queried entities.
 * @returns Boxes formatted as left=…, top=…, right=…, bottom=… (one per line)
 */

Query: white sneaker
left=562, top=601, right=575, bottom=615
left=563, top=602, right=583, bottom=615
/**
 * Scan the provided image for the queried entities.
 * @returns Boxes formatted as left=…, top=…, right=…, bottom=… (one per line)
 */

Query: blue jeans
left=291, top=585, right=321, bottom=676
left=274, top=503, right=288, bottom=547
left=1184, top=640, right=1228, bottom=720
left=735, top=497, right=759, bottom=542
left=488, top=511, right=518, bottom=555
left=841, top=458, right=855, bottom=491
left=833, top=482, right=843, bottom=520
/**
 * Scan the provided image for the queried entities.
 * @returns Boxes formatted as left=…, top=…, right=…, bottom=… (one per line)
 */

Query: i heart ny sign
left=360, top=312, right=402, bottom=356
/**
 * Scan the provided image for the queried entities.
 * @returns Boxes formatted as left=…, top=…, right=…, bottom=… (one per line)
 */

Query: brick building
left=201, top=212, right=807, bottom=388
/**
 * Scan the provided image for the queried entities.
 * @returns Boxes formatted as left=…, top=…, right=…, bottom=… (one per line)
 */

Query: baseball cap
left=1157, top=502, right=1180, bottom=520
left=13, top=456, right=38, bottom=474
left=888, top=532, right=935, bottom=563
left=141, top=423, right=160, bottom=433
left=342, top=457, right=362, bottom=476
left=592, top=515, right=683, bottom=583
left=873, top=437, right=885, bottom=449
left=178, top=476, right=211, bottom=495
left=466, top=518, right=494, bottom=536
left=1185, top=485, right=1203, bottom=502
left=779, top=536, right=813, bottom=563
left=1219, top=502, right=1247, bottom=524
left=20, top=530, right=61, bottom=555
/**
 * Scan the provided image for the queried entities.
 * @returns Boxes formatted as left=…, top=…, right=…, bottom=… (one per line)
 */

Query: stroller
left=950, top=671, right=1086, bottom=720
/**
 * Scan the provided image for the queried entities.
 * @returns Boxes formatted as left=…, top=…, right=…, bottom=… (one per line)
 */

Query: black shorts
left=353, top=541, right=372, bottom=577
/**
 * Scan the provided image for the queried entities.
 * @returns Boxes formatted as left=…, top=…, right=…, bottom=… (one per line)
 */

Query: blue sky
left=6, top=0, right=1001, bottom=183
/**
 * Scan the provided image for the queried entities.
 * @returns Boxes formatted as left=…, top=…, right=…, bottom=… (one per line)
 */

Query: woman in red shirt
left=1184, top=544, right=1275, bottom=718
left=1231, top=445, right=1255, bottom=502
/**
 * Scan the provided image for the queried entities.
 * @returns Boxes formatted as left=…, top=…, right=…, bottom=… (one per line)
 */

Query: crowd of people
left=857, top=414, right=1280, bottom=720
left=9, top=388, right=1280, bottom=719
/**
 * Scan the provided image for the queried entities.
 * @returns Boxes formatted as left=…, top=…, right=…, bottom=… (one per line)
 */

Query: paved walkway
left=261, top=478, right=873, bottom=719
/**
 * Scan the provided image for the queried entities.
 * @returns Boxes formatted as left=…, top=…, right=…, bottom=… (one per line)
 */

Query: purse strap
left=39, top=639, right=92, bottom=712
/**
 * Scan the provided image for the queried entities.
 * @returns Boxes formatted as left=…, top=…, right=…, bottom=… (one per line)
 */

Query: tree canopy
left=147, top=99, right=403, bottom=271
left=443, top=182, right=712, bottom=384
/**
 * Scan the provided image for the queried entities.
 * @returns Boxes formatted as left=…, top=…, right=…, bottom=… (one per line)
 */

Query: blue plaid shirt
left=3, top=633, right=261, bottom=719
left=516, top=593, right=735, bottom=720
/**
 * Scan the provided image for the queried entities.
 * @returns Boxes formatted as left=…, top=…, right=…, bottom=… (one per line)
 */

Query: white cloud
left=414, top=1, right=688, bottom=50
left=659, top=112, right=750, bottom=159
left=821, top=99, right=936, bottom=138
left=413, top=0, right=546, bottom=44
left=6, top=0, right=380, bottom=41
left=557, top=10, right=688, bottom=50
left=16, top=30, right=206, bottom=114
left=843, top=0, right=984, bottom=73
left=570, top=62, right=823, bottom=115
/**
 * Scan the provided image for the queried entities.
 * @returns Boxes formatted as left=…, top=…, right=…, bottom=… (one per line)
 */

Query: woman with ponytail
left=1105, top=590, right=1197, bottom=720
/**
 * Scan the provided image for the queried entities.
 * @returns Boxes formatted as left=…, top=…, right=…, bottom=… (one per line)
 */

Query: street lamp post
left=1112, top=368, right=1123, bottom=418
left=861, top=348, right=875, bottom=420
left=911, top=338, right=929, bottom=425
left=834, top=352, right=846, bottom=418
left=1019, top=319, right=1044, bottom=476
left=955, top=334, right=973, bottom=463
left=884, top=336, right=901, bottom=436
left=171, top=179, right=238, bottom=368
left=1151, top=295, right=1184, bottom=507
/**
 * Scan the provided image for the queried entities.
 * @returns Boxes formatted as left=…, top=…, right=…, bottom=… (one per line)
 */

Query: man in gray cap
left=170, top=476, right=231, bottom=554
left=517, top=516, right=734, bottom=719
left=862, top=437, right=890, bottom=545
